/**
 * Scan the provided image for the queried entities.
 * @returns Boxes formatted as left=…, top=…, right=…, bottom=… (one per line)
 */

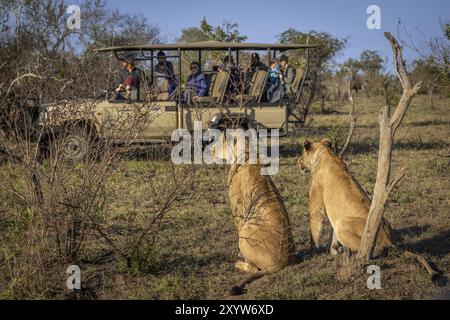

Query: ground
left=1, top=94, right=449, bottom=299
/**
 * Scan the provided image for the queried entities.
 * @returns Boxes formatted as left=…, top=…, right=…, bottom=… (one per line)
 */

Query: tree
left=358, top=32, right=421, bottom=261
left=278, top=29, right=347, bottom=122
left=411, top=58, right=443, bottom=108
left=326, top=58, right=362, bottom=104
left=397, top=19, right=449, bottom=92
left=0, top=1, right=197, bottom=299
left=176, top=27, right=210, bottom=81
left=200, top=17, right=247, bottom=43
left=359, top=50, right=384, bottom=73
left=178, top=27, right=209, bottom=43
left=358, top=50, right=385, bottom=97
left=193, top=18, right=248, bottom=71
left=75, top=0, right=161, bottom=49
left=0, top=0, right=161, bottom=102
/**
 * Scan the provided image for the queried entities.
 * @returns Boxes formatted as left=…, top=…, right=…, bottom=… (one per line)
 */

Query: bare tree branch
left=386, top=167, right=407, bottom=194
left=358, top=32, right=420, bottom=261
left=386, top=32, right=422, bottom=133
left=6, top=73, right=42, bottom=95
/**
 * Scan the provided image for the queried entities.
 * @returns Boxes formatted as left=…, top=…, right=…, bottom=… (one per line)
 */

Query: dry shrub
left=97, top=161, right=197, bottom=275
left=0, top=93, right=195, bottom=297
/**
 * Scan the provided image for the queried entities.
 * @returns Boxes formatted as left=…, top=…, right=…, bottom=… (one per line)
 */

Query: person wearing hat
left=279, top=54, right=295, bottom=96
left=154, top=51, right=176, bottom=94
left=218, top=55, right=240, bottom=96
left=116, top=54, right=144, bottom=101
left=244, top=52, right=268, bottom=91
left=249, top=52, right=268, bottom=72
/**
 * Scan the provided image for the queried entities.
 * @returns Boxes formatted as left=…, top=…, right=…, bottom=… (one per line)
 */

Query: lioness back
left=229, top=163, right=295, bottom=269
left=299, top=140, right=393, bottom=252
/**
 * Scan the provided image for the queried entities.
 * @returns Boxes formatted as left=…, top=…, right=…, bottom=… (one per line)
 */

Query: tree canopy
left=200, top=17, right=247, bottom=43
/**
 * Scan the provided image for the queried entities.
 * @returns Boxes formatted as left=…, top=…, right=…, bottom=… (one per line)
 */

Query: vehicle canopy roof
left=95, top=40, right=316, bottom=53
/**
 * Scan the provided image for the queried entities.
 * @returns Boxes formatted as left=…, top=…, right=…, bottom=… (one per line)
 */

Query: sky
left=105, top=0, right=449, bottom=70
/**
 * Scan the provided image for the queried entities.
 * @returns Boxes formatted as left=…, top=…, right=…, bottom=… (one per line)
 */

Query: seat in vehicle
left=234, top=69, right=268, bottom=103
left=287, top=67, right=305, bottom=99
left=193, top=71, right=230, bottom=104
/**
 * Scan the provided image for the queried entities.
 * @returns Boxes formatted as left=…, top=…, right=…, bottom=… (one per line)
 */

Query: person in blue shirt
left=186, top=62, right=208, bottom=102
left=266, top=58, right=284, bottom=103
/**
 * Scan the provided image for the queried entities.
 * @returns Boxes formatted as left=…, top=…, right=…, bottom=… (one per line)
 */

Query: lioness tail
left=229, top=270, right=274, bottom=296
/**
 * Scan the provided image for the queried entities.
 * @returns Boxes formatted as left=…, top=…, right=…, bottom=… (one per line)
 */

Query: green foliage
left=342, top=50, right=384, bottom=75
left=278, top=29, right=347, bottom=70
left=411, top=58, right=447, bottom=93
left=17, top=207, right=33, bottom=231
left=342, top=58, right=360, bottom=72
left=117, top=240, right=164, bottom=276
left=200, top=17, right=247, bottom=43
left=341, top=50, right=386, bottom=98
left=178, top=27, right=210, bottom=43
left=278, top=29, right=347, bottom=117
left=326, top=123, right=345, bottom=153
left=358, top=50, right=384, bottom=74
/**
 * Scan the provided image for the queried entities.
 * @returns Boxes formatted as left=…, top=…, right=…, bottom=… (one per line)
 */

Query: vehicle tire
left=54, top=125, right=96, bottom=163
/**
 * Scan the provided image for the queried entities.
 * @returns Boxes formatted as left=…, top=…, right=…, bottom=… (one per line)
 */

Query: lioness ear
left=322, top=139, right=332, bottom=148
left=304, top=139, right=311, bottom=151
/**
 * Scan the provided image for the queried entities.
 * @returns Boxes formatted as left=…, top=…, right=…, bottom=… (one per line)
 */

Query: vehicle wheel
left=55, top=126, right=95, bottom=162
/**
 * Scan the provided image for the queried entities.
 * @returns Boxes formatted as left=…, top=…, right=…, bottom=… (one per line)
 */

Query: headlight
left=38, top=110, right=47, bottom=126
left=210, top=114, right=221, bottom=124
left=38, top=106, right=53, bottom=126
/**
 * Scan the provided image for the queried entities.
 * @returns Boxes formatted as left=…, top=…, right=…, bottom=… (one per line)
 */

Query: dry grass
left=0, top=94, right=449, bottom=299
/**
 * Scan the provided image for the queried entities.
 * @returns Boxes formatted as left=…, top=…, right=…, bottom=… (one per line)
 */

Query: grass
left=1, top=94, right=449, bottom=299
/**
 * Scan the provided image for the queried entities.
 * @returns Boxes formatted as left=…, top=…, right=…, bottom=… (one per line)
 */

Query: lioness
left=211, top=131, right=296, bottom=295
left=298, top=139, right=441, bottom=280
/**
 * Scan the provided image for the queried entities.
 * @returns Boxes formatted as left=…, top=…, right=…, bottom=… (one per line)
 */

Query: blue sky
left=105, top=0, right=448, bottom=69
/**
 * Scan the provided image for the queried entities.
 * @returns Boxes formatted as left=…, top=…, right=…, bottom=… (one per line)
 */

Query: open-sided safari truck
left=38, top=41, right=315, bottom=160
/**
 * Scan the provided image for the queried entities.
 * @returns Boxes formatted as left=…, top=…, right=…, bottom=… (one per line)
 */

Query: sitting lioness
left=298, top=139, right=441, bottom=281
left=211, top=131, right=296, bottom=295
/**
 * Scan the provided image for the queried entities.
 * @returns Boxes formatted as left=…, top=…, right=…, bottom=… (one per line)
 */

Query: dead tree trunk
left=358, top=32, right=422, bottom=261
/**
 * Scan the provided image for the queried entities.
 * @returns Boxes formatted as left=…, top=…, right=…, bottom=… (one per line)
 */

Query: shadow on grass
left=150, top=252, right=233, bottom=274
left=309, top=108, right=349, bottom=115
left=279, top=138, right=448, bottom=158
left=404, top=229, right=450, bottom=258
left=279, top=144, right=302, bottom=158
left=407, top=119, right=450, bottom=127
left=392, top=225, right=431, bottom=244
left=118, top=144, right=173, bottom=161
left=393, top=227, right=449, bottom=287
left=289, top=126, right=329, bottom=137
left=349, top=140, right=449, bottom=155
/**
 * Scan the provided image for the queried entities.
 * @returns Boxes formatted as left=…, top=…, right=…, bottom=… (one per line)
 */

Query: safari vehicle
left=38, top=41, right=315, bottom=161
